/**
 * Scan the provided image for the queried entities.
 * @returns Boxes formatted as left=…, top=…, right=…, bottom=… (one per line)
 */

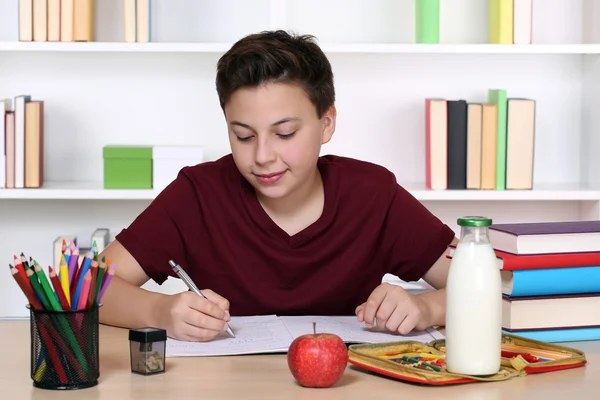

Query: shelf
left=2, top=41, right=600, bottom=54
left=405, top=184, right=600, bottom=201
left=0, top=182, right=161, bottom=200
left=2, top=182, right=600, bottom=201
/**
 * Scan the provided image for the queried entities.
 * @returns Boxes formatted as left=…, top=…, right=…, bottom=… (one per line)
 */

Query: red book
left=447, top=244, right=600, bottom=271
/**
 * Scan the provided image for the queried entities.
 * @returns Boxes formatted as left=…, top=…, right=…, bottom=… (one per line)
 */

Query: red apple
left=287, top=322, right=348, bottom=388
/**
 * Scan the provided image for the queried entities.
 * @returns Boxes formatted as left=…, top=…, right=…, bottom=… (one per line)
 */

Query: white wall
left=1, top=0, right=598, bottom=317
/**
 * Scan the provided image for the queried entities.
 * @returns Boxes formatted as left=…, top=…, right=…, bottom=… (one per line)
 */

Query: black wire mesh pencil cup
left=28, top=305, right=100, bottom=390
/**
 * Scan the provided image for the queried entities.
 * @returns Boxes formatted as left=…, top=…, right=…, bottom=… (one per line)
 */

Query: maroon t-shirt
left=115, top=154, right=455, bottom=316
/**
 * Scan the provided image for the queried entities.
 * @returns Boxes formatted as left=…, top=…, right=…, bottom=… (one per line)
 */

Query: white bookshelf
left=1, top=0, right=600, bottom=318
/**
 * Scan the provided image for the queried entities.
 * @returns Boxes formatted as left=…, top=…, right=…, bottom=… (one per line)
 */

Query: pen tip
left=168, top=260, right=176, bottom=268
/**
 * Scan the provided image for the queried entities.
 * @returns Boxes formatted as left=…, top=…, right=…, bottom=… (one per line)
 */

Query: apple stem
left=313, top=321, right=316, bottom=335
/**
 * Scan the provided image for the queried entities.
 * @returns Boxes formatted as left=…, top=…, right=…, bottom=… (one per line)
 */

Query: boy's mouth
left=254, top=171, right=286, bottom=184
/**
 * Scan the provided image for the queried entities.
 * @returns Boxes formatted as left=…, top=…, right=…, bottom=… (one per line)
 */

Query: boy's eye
left=236, top=135, right=253, bottom=142
left=277, top=131, right=296, bottom=139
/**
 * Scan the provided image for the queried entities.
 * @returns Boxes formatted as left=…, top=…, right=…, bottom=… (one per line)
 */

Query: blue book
left=502, top=265, right=600, bottom=297
left=504, top=327, right=600, bottom=343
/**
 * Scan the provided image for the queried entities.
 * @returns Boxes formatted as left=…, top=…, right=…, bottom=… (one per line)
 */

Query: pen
left=168, top=260, right=235, bottom=338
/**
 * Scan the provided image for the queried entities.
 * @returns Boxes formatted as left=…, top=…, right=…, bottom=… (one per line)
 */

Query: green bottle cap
left=457, top=216, right=492, bottom=227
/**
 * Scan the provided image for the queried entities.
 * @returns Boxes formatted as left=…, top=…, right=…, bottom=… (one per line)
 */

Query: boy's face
left=224, top=82, right=336, bottom=202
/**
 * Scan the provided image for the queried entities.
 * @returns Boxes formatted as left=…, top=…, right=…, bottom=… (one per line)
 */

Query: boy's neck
left=257, top=168, right=323, bottom=218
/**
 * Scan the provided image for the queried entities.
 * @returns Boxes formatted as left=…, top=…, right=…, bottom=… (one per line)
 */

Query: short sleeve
left=115, top=168, right=203, bottom=285
left=383, top=184, right=456, bottom=282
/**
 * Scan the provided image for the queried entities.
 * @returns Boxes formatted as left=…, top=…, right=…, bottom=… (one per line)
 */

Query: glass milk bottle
left=445, top=216, right=502, bottom=375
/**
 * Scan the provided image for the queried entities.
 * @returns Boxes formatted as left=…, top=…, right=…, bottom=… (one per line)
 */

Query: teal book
left=415, top=0, right=440, bottom=44
left=488, top=89, right=507, bottom=190
left=503, top=266, right=600, bottom=297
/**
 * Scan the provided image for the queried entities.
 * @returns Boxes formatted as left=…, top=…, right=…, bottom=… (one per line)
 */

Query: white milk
left=445, top=241, right=502, bottom=375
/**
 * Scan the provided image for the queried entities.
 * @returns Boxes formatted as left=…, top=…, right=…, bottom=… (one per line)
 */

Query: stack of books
left=489, top=220, right=600, bottom=342
left=1, top=95, right=45, bottom=189
left=425, top=89, right=535, bottom=191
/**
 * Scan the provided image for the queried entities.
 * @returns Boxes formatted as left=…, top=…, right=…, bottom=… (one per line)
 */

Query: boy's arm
left=98, top=240, right=231, bottom=342
left=416, top=236, right=458, bottom=327
left=97, top=240, right=166, bottom=330
left=356, top=236, right=458, bottom=333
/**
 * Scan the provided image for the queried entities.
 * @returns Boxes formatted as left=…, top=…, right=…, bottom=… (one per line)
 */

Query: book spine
left=415, top=0, right=439, bottom=44
left=446, top=100, right=468, bottom=189
left=488, top=89, right=507, bottom=190
left=489, top=0, right=513, bottom=44
left=508, top=266, right=600, bottom=297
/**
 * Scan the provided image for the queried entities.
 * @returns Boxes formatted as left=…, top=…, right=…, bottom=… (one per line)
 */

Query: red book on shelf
left=447, top=244, right=600, bottom=271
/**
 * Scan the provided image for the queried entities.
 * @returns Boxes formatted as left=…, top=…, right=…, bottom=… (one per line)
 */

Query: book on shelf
left=18, top=0, right=94, bottom=42
left=425, top=89, right=535, bottom=191
left=124, top=0, right=152, bottom=43
left=2, top=95, right=44, bottom=189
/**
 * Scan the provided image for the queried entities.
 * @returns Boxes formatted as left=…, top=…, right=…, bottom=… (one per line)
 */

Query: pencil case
left=347, top=333, right=587, bottom=385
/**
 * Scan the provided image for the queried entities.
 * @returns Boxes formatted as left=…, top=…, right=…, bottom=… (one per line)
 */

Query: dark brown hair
left=216, top=30, right=335, bottom=118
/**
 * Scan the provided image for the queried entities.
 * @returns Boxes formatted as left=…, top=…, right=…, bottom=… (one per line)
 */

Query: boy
left=98, top=30, right=457, bottom=342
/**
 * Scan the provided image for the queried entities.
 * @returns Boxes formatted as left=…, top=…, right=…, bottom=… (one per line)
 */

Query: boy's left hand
left=355, top=283, right=431, bottom=335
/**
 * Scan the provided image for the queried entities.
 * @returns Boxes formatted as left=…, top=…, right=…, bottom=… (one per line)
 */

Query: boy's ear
left=321, top=105, right=336, bottom=144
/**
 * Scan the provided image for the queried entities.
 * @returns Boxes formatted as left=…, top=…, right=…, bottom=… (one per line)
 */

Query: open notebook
left=166, top=315, right=444, bottom=357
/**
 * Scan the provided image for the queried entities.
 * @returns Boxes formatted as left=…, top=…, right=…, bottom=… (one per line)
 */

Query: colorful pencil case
left=348, top=333, right=587, bottom=385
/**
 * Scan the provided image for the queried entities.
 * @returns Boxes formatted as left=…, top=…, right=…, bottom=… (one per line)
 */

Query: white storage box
left=152, top=145, right=204, bottom=189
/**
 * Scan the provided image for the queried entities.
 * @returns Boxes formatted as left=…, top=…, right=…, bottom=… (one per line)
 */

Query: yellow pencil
left=59, top=255, right=71, bottom=306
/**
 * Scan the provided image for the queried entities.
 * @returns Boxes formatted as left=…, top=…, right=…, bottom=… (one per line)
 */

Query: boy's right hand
left=156, top=289, right=231, bottom=342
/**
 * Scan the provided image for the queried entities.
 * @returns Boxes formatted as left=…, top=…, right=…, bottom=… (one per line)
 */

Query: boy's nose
left=255, top=140, right=276, bottom=165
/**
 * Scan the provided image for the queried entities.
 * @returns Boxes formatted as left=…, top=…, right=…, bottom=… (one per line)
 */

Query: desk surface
left=2, top=321, right=598, bottom=399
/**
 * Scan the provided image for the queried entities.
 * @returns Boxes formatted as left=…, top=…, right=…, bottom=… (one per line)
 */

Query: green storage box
left=103, top=145, right=153, bottom=189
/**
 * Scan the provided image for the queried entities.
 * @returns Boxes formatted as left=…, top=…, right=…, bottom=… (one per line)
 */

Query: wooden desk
left=2, top=321, right=597, bottom=399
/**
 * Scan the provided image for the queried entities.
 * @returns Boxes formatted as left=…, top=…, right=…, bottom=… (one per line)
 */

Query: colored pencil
left=86, top=261, right=98, bottom=309
left=49, top=266, right=70, bottom=310
left=71, top=251, right=92, bottom=310
left=10, top=265, right=42, bottom=310
left=67, top=246, right=79, bottom=284
left=77, top=271, right=92, bottom=310
left=12, top=255, right=30, bottom=288
left=97, top=264, right=116, bottom=303
left=36, top=323, right=68, bottom=384
left=93, top=261, right=107, bottom=307
left=26, top=268, right=51, bottom=310
left=34, top=264, right=63, bottom=311
left=59, top=256, right=71, bottom=306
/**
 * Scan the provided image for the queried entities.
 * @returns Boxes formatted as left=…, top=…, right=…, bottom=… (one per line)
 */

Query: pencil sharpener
left=128, top=327, right=167, bottom=375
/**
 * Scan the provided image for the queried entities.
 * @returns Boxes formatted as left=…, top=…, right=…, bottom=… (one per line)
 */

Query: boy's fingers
left=355, top=304, right=365, bottom=322
left=362, top=286, right=387, bottom=326
left=201, top=289, right=231, bottom=312
left=186, top=292, right=228, bottom=321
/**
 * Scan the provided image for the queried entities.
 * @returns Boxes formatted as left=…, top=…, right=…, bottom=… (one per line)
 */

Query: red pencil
left=10, top=265, right=42, bottom=309
left=37, top=323, right=68, bottom=384
left=86, top=261, right=98, bottom=309
left=48, top=266, right=70, bottom=310
left=12, top=257, right=30, bottom=288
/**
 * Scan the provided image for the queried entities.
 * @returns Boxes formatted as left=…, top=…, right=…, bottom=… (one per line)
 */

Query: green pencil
left=93, top=263, right=106, bottom=307
left=34, top=265, right=63, bottom=311
left=26, top=269, right=51, bottom=310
